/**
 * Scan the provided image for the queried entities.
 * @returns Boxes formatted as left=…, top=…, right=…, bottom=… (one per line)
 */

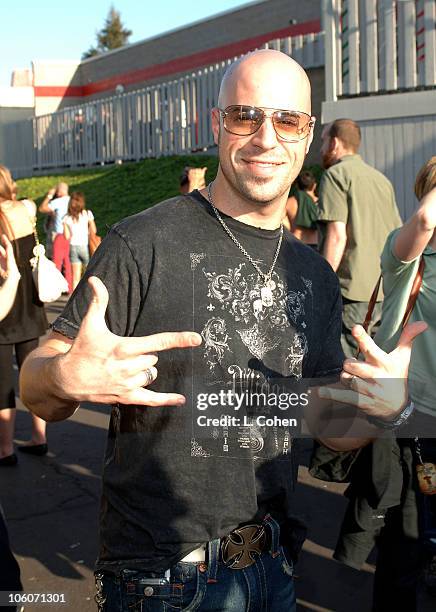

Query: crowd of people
left=0, top=48, right=435, bottom=611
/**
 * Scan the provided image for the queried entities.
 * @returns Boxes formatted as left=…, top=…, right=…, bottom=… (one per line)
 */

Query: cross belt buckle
left=221, top=524, right=267, bottom=570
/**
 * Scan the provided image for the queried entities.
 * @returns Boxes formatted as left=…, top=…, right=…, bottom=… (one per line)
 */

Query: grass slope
left=16, top=155, right=219, bottom=238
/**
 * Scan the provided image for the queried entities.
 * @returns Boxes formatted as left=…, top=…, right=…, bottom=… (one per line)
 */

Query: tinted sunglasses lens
left=273, top=111, right=310, bottom=141
left=224, top=106, right=263, bottom=135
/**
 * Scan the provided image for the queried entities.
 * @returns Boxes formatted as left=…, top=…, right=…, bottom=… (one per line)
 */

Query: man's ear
left=330, top=136, right=340, bottom=153
left=211, top=108, right=220, bottom=145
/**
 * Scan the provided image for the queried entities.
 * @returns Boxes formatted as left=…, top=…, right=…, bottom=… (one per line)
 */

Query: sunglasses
left=218, top=105, right=314, bottom=142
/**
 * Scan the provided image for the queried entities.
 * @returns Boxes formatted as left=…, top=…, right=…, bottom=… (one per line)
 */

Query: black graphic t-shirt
left=53, top=191, right=344, bottom=572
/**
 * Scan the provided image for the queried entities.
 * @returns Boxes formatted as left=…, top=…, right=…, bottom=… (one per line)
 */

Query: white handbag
left=30, top=243, right=68, bottom=302
left=24, top=201, right=68, bottom=303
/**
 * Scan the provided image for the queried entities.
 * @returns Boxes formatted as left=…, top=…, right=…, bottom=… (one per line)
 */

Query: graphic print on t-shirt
left=190, top=252, right=312, bottom=460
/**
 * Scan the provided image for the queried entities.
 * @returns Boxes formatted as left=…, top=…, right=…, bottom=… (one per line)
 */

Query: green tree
left=82, top=6, right=132, bottom=59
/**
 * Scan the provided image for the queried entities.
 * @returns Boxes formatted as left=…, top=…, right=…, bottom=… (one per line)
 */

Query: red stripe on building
left=34, top=85, right=84, bottom=97
left=83, top=20, right=321, bottom=96
left=35, top=20, right=321, bottom=98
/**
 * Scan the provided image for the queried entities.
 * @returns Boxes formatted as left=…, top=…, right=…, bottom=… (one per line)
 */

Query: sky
left=0, top=0, right=250, bottom=87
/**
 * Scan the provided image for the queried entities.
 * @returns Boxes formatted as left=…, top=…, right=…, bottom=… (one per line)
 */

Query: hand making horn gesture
left=319, top=322, right=427, bottom=421
left=56, top=276, right=202, bottom=406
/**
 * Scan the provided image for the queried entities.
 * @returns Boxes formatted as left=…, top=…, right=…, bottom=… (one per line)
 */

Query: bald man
left=39, top=181, right=72, bottom=292
left=20, top=51, right=420, bottom=611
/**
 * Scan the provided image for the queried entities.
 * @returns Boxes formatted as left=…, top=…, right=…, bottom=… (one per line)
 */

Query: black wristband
left=367, top=399, right=415, bottom=430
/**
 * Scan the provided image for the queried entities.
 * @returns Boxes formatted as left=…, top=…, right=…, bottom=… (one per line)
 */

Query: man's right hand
left=26, top=276, right=202, bottom=415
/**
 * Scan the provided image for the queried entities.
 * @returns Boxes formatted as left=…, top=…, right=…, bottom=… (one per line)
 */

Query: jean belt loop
left=207, top=538, right=220, bottom=583
left=263, top=513, right=280, bottom=555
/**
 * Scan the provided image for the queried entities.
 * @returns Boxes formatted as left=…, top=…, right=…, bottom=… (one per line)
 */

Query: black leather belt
left=221, top=523, right=268, bottom=570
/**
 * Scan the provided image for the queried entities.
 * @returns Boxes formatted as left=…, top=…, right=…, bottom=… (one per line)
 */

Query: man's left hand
left=319, top=322, right=427, bottom=421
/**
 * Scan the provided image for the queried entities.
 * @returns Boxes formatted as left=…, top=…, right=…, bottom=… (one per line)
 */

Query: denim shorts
left=94, top=515, right=296, bottom=611
left=70, top=244, right=89, bottom=265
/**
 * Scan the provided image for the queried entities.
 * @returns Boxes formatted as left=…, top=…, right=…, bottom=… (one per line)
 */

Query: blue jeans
left=70, top=244, right=89, bottom=265
left=94, top=516, right=296, bottom=611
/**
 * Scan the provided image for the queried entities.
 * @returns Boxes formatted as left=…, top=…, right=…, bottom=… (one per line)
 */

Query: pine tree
left=82, top=46, right=99, bottom=59
left=82, top=6, right=132, bottom=59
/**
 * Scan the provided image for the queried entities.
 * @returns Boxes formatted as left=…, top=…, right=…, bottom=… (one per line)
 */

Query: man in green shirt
left=317, top=118, right=402, bottom=356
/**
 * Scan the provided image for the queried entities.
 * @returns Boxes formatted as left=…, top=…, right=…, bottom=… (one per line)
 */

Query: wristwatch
left=367, top=399, right=415, bottom=430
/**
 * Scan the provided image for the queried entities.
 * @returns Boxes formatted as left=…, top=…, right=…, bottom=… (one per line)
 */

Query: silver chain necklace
left=207, top=182, right=283, bottom=307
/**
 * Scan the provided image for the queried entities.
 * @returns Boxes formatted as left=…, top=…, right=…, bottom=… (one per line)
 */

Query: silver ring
left=143, top=368, right=155, bottom=387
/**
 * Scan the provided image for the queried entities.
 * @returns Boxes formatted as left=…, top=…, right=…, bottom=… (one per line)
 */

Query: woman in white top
left=63, top=192, right=97, bottom=291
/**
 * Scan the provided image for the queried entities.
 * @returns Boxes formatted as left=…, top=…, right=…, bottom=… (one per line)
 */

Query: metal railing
left=28, top=31, right=324, bottom=173
left=323, top=0, right=436, bottom=101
